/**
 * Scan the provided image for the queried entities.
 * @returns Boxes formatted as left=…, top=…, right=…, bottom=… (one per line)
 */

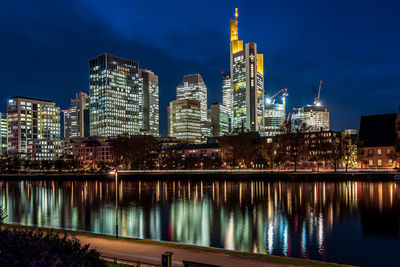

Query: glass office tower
left=89, top=53, right=141, bottom=137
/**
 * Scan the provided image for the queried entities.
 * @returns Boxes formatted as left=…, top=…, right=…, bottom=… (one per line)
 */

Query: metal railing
left=101, top=255, right=161, bottom=267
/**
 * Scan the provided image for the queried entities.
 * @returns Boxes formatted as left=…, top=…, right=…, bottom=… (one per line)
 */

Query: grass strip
left=3, top=223, right=355, bottom=267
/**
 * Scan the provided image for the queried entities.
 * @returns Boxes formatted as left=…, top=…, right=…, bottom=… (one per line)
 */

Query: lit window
left=369, top=159, right=373, bottom=166
left=377, top=149, right=382, bottom=155
left=377, top=159, right=382, bottom=167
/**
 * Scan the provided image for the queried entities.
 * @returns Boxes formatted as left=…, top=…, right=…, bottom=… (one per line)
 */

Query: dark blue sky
left=1, top=0, right=399, bottom=136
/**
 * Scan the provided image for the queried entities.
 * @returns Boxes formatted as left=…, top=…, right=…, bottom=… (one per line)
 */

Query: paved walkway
left=76, top=235, right=327, bottom=267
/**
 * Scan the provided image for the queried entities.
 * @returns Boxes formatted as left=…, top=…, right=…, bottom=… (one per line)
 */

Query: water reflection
left=1, top=180, right=400, bottom=266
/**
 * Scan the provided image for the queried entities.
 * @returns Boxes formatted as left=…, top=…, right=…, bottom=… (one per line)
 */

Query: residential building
left=358, top=113, right=398, bottom=169
left=168, top=99, right=201, bottom=143
left=63, top=92, right=90, bottom=139
left=176, top=74, right=209, bottom=140
left=222, top=72, right=233, bottom=130
left=293, top=105, right=330, bottom=132
left=210, top=103, right=229, bottom=137
left=230, top=9, right=264, bottom=133
left=264, top=102, right=285, bottom=136
left=139, top=69, right=159, bottom=136
left=0, top=113, right=7, bottom=157
left=73, top=136, right=114, bottom=169
left=7, top=97, right=60, bottom=157
left=89, top=53, right=141, bottom=137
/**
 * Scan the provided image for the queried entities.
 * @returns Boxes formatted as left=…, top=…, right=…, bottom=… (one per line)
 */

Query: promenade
left=76, top=234, right=348, bottom=267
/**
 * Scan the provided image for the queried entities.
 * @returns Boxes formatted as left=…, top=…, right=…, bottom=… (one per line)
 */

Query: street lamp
left=110, top=167, right=119, bottom=238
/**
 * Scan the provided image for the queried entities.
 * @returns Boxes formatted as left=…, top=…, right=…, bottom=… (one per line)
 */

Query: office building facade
left=176, top=74, right=209, bottom=140
left=168, top=99, right=201, bottom=143
left=0, top=113, right=7, bottom=156
left=63, top=92, right=90, bottom=139
left=264, top=103, right=285, bottom=136
left=210, top=103, right=230, bottom=137
left=139, top=69, right=159, bottom=136
left=27, top=139, right=64, bottom=161
left=230, top=9, right=264, bottom=133
left=222, top=72, right=233, bottom=131
left=7, top=97, right=60, bottom=157
left=89, top=53, right=141, bottom=137
left=293, top=105, right=330, bottom=132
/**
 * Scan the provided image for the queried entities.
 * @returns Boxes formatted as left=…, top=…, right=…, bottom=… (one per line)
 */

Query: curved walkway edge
left=3, top=224, right=355, bottom=267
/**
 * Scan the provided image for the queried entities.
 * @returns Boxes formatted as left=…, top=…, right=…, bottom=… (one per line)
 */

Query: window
left=388, top=159, right=393, bottom=166
left=368, top=149, right=373, bottom=155
left=387, top=149, right=392, bottom=155
left=377, top=149, right=382, bottom=155
left=377, top=159, right=382, bottom=167
left=369, top=159, right=373, bottom=166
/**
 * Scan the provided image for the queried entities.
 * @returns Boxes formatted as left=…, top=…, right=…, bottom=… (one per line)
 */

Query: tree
left=218, top=132, right=259, bottom=168
left=111, top=135, right=159, bottom=170
left=341, top=135, right=358, bottom=171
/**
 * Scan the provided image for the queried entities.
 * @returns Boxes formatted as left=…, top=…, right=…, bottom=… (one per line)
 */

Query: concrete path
left=76, top=235, right=327, bottom=267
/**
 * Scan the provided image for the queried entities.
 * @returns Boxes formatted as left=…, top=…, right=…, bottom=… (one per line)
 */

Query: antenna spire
left=235, top=8, right=238, bottom=21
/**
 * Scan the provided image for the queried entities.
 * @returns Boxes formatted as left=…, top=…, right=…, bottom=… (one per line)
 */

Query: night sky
left=1, top=0, right=399, bottom=136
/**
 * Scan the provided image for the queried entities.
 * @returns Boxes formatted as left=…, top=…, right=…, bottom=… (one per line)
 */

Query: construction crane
left=266, top=88, right=289, bottom=124
left=314, top=81, right=323, bottom=106
left=265, top=88, right=288, bottom=105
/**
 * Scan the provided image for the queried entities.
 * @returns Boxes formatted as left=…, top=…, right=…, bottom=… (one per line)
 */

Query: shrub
left=0, top=228, right=107, bottom=266
left=0, top=207, right=5, bottom=227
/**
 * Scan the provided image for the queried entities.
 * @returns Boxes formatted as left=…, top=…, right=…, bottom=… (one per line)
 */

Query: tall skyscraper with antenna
left=229, top=8, right=265, bottom=134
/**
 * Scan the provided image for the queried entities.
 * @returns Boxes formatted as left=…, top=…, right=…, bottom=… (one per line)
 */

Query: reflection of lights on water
left=267, top=220, right=274, bottom=254
left=225, top=213, right=235, bottom=250
left=301, top=224, right=306, bottom=257
left=318, top=212, right=324, bottom=253
left=282, top=219, right=288, bottom=256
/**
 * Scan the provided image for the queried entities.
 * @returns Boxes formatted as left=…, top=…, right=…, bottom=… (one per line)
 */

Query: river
left=1, top=179, right=399, bottom=266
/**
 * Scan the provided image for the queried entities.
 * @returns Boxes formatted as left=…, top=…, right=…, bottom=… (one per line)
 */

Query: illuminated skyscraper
left=222, top=72, right=233, bottom=131
left=0, top=113, right=7, bottom=157
left=168, top=99, right=201, bottom=143
left=229, top=8, right=264, bottom=133
left=139, top=69, right=159, bottom=136
left=176, top=74, right=209, bottom=140
left=89, top=53, right=141, bottom=137
left=63, top=92, right=90, bottom=139
left=7, top=97, right=60, bottom=157
left=264, top=103, right=285, bottom=136
left=210, top=103, right=229, bottom=137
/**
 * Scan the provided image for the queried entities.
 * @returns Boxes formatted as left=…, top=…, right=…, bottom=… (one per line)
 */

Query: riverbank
left=0, top=170, right=395, bottom=181
left=3, top=224, right=353, bottom=267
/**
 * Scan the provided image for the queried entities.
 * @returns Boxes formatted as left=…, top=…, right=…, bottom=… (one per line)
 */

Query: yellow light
left=231, top=40, right=243, bottom=53
left=230, top=20, right=239, bottom=42
left=257, top=54, right=264, bottom=75
left=235, top=8, right=238, bottom=20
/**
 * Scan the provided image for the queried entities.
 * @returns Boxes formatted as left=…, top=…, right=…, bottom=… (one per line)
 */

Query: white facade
left=7, top=97, right=60, bottom=157
left=293, top=105, right=330, bottom=132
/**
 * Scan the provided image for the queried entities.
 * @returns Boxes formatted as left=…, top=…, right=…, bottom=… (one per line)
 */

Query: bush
left=0, top=229, right=107, bottom=266
left=0, top=208, right=5, bottom=227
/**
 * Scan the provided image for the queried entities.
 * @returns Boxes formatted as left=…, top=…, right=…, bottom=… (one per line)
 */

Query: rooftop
left=11, top=96, right=54, bottom=103
left=359, top=113, right=397, bottom=147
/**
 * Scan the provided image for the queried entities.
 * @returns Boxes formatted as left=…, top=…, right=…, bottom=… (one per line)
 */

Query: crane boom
left=317, top=80, right=323, bottom=101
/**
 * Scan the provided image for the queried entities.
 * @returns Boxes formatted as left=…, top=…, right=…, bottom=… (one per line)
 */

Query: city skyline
left=0, top=1, right=399, bottom=136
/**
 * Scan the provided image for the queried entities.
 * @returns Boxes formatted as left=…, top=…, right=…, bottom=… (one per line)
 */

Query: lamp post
left=111, top=167, right=119, bottom=239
